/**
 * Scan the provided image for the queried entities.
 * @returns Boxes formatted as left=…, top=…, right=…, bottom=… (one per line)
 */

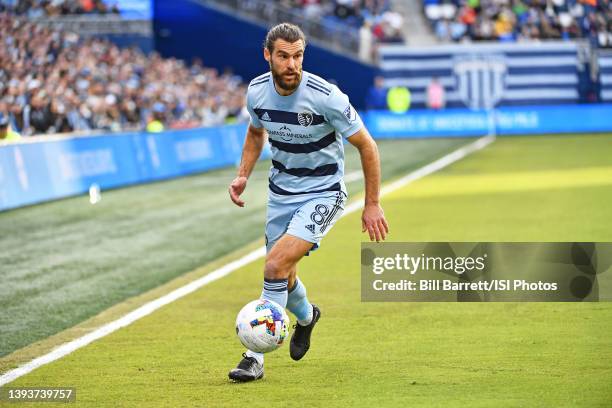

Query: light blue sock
left=261, top=277, right=288, bottom=308
left=246, top=278, right=289, bottom=365
left=286, top=278, right=314, bottom=326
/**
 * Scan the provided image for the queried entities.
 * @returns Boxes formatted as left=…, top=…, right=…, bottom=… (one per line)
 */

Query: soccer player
left=228, top=23, right=388, bottom=382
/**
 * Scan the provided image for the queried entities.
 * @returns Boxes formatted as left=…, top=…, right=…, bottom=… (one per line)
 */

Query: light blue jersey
left=246, top=71, right=363, bottom=196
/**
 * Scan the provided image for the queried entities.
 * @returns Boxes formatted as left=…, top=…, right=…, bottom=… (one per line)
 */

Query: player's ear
left=264, top=47, right=270, bottom=63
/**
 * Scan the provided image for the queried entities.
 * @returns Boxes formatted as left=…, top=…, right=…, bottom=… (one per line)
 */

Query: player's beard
left=270, top=60, right=302, bottom=93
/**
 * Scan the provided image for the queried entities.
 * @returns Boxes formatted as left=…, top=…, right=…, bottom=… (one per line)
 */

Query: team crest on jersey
left=297, top=111, right=314, bottom=127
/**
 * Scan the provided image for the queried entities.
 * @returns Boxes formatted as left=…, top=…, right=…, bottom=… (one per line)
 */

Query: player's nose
left=287, top=57, right=296, bottom=70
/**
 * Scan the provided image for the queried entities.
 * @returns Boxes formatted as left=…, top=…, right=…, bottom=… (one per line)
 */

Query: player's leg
left=287, top=264, right=297, bottom=292
left=284, top=191, right=346, bottom=361
left=229, top=236, right=312, bottom=382
left=285, top=261, right=318, bottom=360
left=287, top=273, right=319, bottom=361
left=243, top=236, right=313, bottom=356
left=287, top=267, right=314, bottom=328
left=264, top=234, right=314, bottom=279
left=259, top=233, right=314, bottom=311
left=286, top=264, right=315, bottom=330
left=287, top=279, right=320, bottom=361
left=229, top=198, right=301, bottom=382
left=287, top=264, right=317, bottom=326
left=259, top=201, right=313, bottom=312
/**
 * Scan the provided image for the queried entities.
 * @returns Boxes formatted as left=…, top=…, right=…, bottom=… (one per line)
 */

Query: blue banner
left=379, top=42, right=584, bottom=109
left=599, top=51, right=612, bottom=102
left=364, top=104, right=612, bottom=138
left=0, top=124, right=267, bottom=211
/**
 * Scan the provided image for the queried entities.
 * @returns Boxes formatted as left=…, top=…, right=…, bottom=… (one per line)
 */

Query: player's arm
left=322, top=84, right=388, bottom=240
left=347, top=127, right=389, bottom=242
left=229, top=124, right=266, bottom=207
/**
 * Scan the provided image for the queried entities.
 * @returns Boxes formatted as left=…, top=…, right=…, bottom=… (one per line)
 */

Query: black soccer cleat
left=290, top=304, right=321, bottom=361
left=228, top=353, right=264, bottom=382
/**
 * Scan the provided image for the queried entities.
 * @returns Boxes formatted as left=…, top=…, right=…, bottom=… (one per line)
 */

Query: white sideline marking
left=0, top=135, right=494, bottom=386
left=0, top=248, right=266, bottom=386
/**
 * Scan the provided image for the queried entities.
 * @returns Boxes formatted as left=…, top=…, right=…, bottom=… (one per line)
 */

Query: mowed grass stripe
left=400, top=165, right=612, bottom=197
left=7, top=134, right=612, bottom=407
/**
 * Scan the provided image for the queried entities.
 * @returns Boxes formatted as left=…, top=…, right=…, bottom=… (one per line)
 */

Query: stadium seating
left=214, top=0, right=405, bottom=57
left=0, top=13, right=248, bottom=136
left=287, top=0, right=405, bottom=43
left=0, top=0, right=120, bottom=16
left=423, top=0, right=612, bottom=47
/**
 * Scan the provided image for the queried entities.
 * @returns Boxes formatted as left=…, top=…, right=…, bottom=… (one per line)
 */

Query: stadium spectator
left=0, top=13, right=249, bottom=136
left=0, top=112, right=21, bottom=142
left=359, top=21, right=374, bottom=61
left=365, top=75, right=388, bottom=110
left=146, top=103, right=165, bottom=133
left=426, top=77, right=446, bottom=109
left=424, top=0, right=612, bottom=47
left=386, top=85, right=411, bottom=113
left=301, top=0, right=324, bottom=19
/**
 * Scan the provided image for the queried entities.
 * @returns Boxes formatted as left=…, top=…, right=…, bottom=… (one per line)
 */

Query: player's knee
left=264, top=257, right=291, bottom=280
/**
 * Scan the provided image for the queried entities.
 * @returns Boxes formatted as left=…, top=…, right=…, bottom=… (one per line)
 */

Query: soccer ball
left=235, top=299, right=290, bottom=353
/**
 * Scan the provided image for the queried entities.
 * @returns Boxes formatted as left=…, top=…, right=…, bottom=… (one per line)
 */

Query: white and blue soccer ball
left=235, top=299, right=290, bottom=353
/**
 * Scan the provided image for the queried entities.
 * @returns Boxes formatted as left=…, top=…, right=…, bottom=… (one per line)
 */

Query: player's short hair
left=264, top=23, right=306, bottom=53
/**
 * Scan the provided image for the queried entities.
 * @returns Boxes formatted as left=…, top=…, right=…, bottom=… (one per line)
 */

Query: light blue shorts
left=265, top=190, right=347, bottom=254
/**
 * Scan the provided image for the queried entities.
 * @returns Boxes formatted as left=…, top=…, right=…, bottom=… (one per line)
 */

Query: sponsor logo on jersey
left=305, top=224, right=316, bottom=234
left=279, top=125, right=292, bottom=141
left=343, top=105, right=356, bottom=123
left=268, top=126, right=313, bottom=141
left=261, top=111, right=272, bottom=121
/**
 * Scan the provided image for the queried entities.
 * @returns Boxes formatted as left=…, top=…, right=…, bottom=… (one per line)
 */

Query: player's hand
left=362, top=203, right=389, bottom=242
left=229, top=176, right=248, bottom=207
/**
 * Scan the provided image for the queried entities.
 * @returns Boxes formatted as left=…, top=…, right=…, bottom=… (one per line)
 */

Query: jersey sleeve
left=246, top=87, right=263, bottom=129
left=325, top=86, right=364, bottom=138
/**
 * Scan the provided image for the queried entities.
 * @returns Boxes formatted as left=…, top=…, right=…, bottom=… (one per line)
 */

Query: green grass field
left=1, top=134, right=612, bottom=407
left=0, top=138, right=467, bottom=358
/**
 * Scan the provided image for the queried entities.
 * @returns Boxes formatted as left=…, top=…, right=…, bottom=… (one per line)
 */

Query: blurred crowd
left=281, top=0, right=405, bottom=43
left=0, top=13, right=249, bottom=137
left=0, top=0, right=119, bottom=16
left=424, top=0, right=612, bottom=47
